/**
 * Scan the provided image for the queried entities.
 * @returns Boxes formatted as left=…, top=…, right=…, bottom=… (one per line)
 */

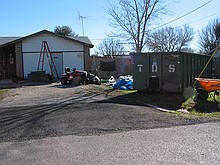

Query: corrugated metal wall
left=212, top=57, right=220, bottom=78
left=133, top=52, right=212, bottom=93
left=212, top=49, right=220, bottom=78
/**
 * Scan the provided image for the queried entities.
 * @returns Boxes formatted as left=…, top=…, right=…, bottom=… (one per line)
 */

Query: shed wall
left=22, top=33, right=83, bottom=52
left=22, top=33, right=85, bottom=78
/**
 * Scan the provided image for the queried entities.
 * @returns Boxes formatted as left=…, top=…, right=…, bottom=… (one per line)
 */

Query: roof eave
left=0, top=29, right=94, bottom=48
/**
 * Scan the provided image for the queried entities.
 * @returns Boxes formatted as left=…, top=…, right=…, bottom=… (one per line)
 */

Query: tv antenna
left=78, top=12, right=86, bottom=36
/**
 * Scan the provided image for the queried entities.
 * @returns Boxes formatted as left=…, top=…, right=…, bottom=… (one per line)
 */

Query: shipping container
left=132, top=52, right=212, bottom=93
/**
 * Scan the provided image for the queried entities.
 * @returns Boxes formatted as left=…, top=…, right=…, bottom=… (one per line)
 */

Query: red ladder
left=37, top=41, right=59, bottom=79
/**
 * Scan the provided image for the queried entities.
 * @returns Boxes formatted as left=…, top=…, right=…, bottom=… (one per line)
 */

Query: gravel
left=0, top=83, right=104, bottom=108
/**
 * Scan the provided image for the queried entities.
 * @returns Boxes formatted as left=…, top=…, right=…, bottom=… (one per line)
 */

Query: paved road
left=0, top=122, right=219, bottom=165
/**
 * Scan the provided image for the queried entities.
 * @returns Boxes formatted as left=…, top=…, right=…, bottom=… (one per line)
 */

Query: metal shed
left=132, top=52, right=212, bottom=93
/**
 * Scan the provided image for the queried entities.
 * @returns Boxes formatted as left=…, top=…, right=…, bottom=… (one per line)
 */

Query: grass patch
left=181, top=90, right=220, bottom=118
left=207, top=91, right=220, bottom=102
left=106, top=89, right=137, bottom=97
left=175, top=109, right=220, bottom=119
left=0, top=89, right=9, bottom=100
left=0, top=89, right=8, bottom=94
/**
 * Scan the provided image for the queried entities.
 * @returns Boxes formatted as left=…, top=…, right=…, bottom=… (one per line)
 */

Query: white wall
left=22, top=32, right=85, bottom=78
left=22, top=33, right=83, bottom=52
left=23, top=53, right=51, bottom=78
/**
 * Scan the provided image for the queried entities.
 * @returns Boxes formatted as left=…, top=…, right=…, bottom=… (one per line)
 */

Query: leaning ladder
left=37, top=41, right=59, bottom=79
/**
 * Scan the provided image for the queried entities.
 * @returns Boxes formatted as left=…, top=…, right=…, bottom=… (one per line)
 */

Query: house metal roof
left=0, top=30, right=94, bottom=48
left=0, top=37, right=21, bottom=46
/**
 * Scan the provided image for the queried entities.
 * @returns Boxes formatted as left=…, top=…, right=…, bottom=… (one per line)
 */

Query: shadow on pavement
left=99, top=89, right=186, bottom=110
left=0, top=87, right=218, bottom=143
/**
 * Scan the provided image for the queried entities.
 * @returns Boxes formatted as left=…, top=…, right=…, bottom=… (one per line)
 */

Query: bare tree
left=215, top=23, right=220, bottom=40
left=146, top=24, right=195, bottom=52
left=107, top=0, right=168, bottom=53
left=54, top=25, right=78, bottom=36
left=198, top=18, right=220, bottom=53
left=95, top=38, right=125, bottom=56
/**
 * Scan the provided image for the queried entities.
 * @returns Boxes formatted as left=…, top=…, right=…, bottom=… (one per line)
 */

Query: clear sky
left=0, top=0, right=219, bottom=53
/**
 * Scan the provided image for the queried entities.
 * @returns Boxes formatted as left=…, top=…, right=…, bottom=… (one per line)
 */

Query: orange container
left=195, top=78, right=220, bottom=92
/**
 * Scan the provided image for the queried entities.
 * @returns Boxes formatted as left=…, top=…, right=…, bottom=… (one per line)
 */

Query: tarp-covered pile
left=108, top=75, right=133, bottom=90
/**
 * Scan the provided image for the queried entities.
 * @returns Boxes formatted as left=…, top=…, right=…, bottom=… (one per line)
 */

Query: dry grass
left=0, top=89, right=8, bottom=100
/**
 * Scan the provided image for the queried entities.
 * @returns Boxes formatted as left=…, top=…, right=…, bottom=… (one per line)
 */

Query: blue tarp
left=113, top=76, right=133, bottom=90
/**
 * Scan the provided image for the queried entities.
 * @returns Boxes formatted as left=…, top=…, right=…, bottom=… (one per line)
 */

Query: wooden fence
left=88, top=55, right=133, bottom=79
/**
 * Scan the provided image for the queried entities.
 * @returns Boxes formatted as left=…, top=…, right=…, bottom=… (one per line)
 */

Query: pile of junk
left=60, top=67, right=133, bottom=90
left=105, top=75, right=133, bottom=90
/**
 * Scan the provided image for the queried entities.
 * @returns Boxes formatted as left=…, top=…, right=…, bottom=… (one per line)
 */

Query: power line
left=189, top=12, right=220, bottom=24
left=150, top=0, right=214, bottom=31
left=91, top=0, right=216, bottom=45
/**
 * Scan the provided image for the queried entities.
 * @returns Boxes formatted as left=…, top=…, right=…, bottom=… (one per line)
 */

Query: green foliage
left=54, top=25, right=77, bottom=36
left=181, top=91, right=220, bottom=115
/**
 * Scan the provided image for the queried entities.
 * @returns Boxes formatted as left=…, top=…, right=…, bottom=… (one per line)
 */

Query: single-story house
left=0, top=29, right=93, bottom=80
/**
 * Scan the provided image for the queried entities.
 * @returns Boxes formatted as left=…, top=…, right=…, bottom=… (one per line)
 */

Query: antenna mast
left=78, top=12, right=86, bottom=36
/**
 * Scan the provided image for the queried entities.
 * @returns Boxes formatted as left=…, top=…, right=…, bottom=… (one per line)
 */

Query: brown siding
left=0, top=45, right=16, bottom=79
left=15, top=42, right=24, bottom=78
left=83, top=46, right=91, bottom=71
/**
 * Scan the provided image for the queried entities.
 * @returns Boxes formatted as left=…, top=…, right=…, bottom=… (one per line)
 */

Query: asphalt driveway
left=0, top=83, right=218, bottom=142
left=1, top=83, right=220, bottom=165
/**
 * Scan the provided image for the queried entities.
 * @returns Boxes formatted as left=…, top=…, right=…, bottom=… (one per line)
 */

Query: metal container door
left=162, top=54, right=181, bottom=93
left=133, top=54, right=149, bottom=91
left=149, top=54, right=161, bottom=91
